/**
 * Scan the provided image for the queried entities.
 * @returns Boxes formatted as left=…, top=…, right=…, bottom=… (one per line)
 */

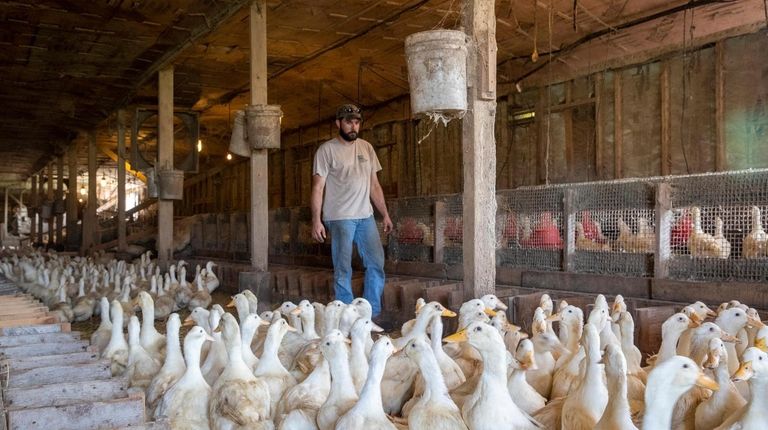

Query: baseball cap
left=336, top=104, right=362, bottom=120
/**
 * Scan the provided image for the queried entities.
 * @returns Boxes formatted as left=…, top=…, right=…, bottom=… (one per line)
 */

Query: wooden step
left=2, top=351, right=100, bottom=371
left=7, top=391, right=146, bottom=430
left=114, top=419, right=170, bottom=430
left=0, top=323, right=70, bottom=336
left=0, top=340, right=90, bottom=358
left=0, top=332, right=81, bottom=347
left=4, top=378, right=130, bottom=409
left=6, top=360, right=111, bottom=388
left=0, top=316, right=58, bottom=329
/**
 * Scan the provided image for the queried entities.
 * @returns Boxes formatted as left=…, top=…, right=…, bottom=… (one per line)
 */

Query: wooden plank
left=7, top=360, right=111, bottom=388
left=0, top=332, right=80, bottom=347
left=563, top=189, right=576, bottom=272
left=660, top=61, right=671, bottom=176
left=7, top=391, right=145, bottom=430
left=2, top=351, right=99, bottom=371
left=4, top=378, right=129, bottom=409
left=0, top=316, right=57, bottom=329
left=0, top=340, right=90, bottom=358
left=521, top=270, right=651, bottom=299
left=564, top=80, right=574, bottom=180
left=536, top=86, right=547, bottom=183
left=0, top=323, right=69, bottom=336
left=652, top=279, right=768, bottom=309
left=114, top=419, right=170, bottom=430
left=0, top=310, right=48, bottom=320
left=715, top=41, right=725, bottom=171
left=614, top=71, right=623, bottom=179
left=654, top=182, right=672, bottom=279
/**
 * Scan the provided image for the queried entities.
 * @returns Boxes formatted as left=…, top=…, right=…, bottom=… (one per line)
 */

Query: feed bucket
left=245, top=104, right=282, bottom=149
left=228, top=110, right=250, bottom=157
left=405, top=29, right=467, bottom=116
left=157, top=169, right=184, bottom=201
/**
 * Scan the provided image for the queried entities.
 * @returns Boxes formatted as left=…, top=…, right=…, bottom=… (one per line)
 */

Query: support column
left=82, top=133, right=97, bottom=253
left=47, top=163, right=54, bottom=246
left=157, top=66, right=174, bottom=270
left=3, top=187, right=8, bottom=239
left=30, top=175, right=37, bottom=243
left=67, top=142, right=79, bottom=248
left=249, top=0, right=268, bottom=271
left=117, top=109, right=127, bottom=252
left=56, top=155, right=64, bottom=245
left=461, top=0, right=497, bottom=299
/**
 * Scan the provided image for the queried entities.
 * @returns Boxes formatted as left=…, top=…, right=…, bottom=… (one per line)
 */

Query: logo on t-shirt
left=357, top=154, right=368, bottom=163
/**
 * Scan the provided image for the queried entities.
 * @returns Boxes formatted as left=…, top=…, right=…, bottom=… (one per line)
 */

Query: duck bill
left=496, top=302, right=509, bottom=311
left=706, top=309, right=718, bottom=318
left=720, top=332, right=741, bottom=344
left=444, top=329, right=468, bottom=343
left=286, top=324, right=298, bottom=332
left=506, top=323, right=521, bottom=333
left=546, top=313, right=561, bottom=322
left=290, top=307, right=302, bottom=316
left=703, top=353, right=720, bottom=369
left=484, top=308, right=497, bottom=317
left=611, top=302, right=622, bottom=315
left=371, top=322, right=385, bottom=333
left=755, top=337, right=768, bottom=352
left=226, top=298, right=236, bottom=308
left=441, top=309, right=457, bottom=317
left=520, top=351, right=536, bottom=370
left=204, top=333, right=216, bottom=342
left=748, top=316, right=765, bottom=329
left=696, top=373, right=719, bottom=390
left=259, top=319, right=270, bottom=326
left=182, top=316, right=195, bottom=327
left=732, top=361, right=754, bottom=382
left=689, top=313, right=703, bottom=326
left=519, top=332, right=530, bottom=339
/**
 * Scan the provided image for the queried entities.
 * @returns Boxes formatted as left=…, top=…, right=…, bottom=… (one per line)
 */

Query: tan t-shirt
left=313, top=137, right=382, bottom=221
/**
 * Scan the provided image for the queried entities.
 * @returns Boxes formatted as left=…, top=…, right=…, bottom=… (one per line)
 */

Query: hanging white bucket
left=228, top=110, right=250, bottom=157
left=405, top=29, right=467, bottom=117
left=157, top=169, right=184, bottom=201
left=246, top=104, right=282, bottom=149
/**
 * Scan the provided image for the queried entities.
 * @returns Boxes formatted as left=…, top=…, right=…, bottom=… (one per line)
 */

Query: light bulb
left=79, top=186, right=86, bottom=196
left=197, top=139, right=202, bottom=152
left=226, top=153, right=232, bottom=160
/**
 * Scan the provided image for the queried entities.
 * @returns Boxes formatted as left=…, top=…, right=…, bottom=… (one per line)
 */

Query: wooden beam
left=564, top=80, right=574, bottom=181
left=56, top=155, right=64, bottom=245
left=66, top=142, right=79, bottom=248
left=614, top=72, right=623, bottom=179
left=715, top=41, right=726, bottom=171
left=117, top=110, right=127, bottom=252
left=82, top=133, right=97, bottom=253
left=157, top=66, right=174, bottom=269
left=250, top=0, right=269, bottom=272
left=46, top=163, right=53, bottom=245
left=96, top=145, right=146, bottom=183
left=660, top=61, right=671, bottom=175
left=462, top=0, right=497, bottom=299
left=536, top=86, right=547, bottom=183
left=595, top=72, right=604, bottom=179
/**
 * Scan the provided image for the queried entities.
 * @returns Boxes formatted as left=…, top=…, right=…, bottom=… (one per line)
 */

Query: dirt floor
left=71, top=290, right=234, bottom=340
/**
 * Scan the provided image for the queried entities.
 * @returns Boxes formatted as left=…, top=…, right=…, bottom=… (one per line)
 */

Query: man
left=311, top=103, right=393, bottom=318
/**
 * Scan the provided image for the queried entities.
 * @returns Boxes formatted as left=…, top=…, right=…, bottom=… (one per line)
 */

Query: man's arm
left=370, top=171, right=393, bottom=233
left=310, top=174, right=327, bottom=242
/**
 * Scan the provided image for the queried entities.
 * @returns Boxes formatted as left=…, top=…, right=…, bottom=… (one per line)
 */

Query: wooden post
left=498, top=95, right=510, bottom=189
left=46, top=163, right=54, bottom=246
left=536, top=86, right=547, bottom=183
left=37, top=173, right=44, bottom=244
left=433, top=200, right=447, bottom=265
left=660, top=61, right=671, bottom=176
left=462, top=0, right=497, bottom=299
left=563, top=189, right=576, bottom=272
left=715, top=41, right=725, bottom=171
left=157, top=66, right=174, bottom=270
left=82, top=133, right=97, bottom=253
left=250, top=0, right=269, bottom=271
left=595, top=72, right=604, bottom=179
left=66, top=142, right=79, bottom=248
left=614, top=71, right=623, bottom=179
left=56, top=155, right=64, bottom=245
left=30, top=175, right=37, bottom=243
left=3, top=187, right=8, bottom=238
left=564, top=80, right=574, bottom=181
left=117, top=109, right=127, bottom=252
left=655, top=182, right=672, bottom=279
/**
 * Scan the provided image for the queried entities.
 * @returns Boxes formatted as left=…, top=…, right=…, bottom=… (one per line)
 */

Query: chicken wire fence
left=387, top=196, right=436, bottom=262
left=442, top=194, right=463, bottom=265
left=667, top=170, right=768, bottom=282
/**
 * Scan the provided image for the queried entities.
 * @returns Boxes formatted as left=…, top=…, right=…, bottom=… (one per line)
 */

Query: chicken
left=743, top=206, right=767, bottom=259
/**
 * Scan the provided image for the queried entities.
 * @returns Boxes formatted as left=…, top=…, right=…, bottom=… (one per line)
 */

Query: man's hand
left=312, top=220, right=327, bottom=242
left=382, top=215, right=394, bottom=234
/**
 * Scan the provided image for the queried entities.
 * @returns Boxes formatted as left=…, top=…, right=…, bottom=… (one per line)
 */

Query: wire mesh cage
left=388, top=196, right=436, bottom=262
left=270, top=207, right=292, bottom=255
left=497, top=187, right=564, bottom=271
left=441, top=194, right=464, bottom=265
left=570, top=180, right=658, bottom=276
left=668, top=169, right=768, bottom=282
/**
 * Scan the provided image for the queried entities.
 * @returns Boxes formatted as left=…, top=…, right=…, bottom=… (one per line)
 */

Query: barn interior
left=0, top=0, right=767, bottom=428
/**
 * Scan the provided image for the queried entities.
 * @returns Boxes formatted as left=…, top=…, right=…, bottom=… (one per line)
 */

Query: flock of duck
left=1, top=249, right=768, bottom=430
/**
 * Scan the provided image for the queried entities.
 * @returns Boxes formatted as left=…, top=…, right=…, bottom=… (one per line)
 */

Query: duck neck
left=301, top=313, right=319, bottom=340
left=478, top=342, right=508, bottom=382
left=604, top=369, right=631, bottom=421
left=429, top=316, right=447, bottom=357
left=257, top=329, right=285, bottom=371
left=165, top=325, right=183, bottom=367
left=565, top=320, right=583, bottom=353
left=417, top=347, right=451, bottom=403
left=241, top=324, right=258, bottom=348
left=98, top=301, right=112, bottom=330
left=658, top=329, right=683, bottom=362
left=328, top=345, right=357, bottom=400
left=108, top=312, right=126, bottom=348
left=356, top=348, right=388, bottom=413
left=745, top=376, right=768, bottom=419
left=183, top=339, right=205, bottom=379
left=140, top=302, right=156, bottom=341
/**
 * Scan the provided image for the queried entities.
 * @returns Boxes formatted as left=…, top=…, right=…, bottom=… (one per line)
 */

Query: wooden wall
left=178, top=29, right=768, bottom=215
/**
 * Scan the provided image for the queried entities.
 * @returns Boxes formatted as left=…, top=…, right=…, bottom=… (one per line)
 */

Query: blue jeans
left=326, top=216, right=385, bottom=317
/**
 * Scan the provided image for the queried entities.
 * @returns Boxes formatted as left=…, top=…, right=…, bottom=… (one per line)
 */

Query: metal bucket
left=245, top=104, right=282, bottom=149
left=145, top=168, right=159, bottom=199
left=405, top=29, right=467, bottom=116
left=40, top=201, right=52, bottom=219
left=229, top=110, right=250, bottom=157
left=158, top=169, right=184, bottom=200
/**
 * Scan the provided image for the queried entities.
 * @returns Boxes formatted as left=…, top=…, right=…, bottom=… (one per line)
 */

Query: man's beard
left=339, top=128, right=358, bottom=142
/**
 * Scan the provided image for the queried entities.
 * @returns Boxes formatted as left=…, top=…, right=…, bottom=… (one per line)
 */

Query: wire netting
left=497, top=187, right=564, bottom=271
left=388, top=196, right=436, bottom=262
left=570, top=180, right=657, bottom=276
left=668, top=169, right=768, bottom=282
left=441, top=194, right=463, bottom=265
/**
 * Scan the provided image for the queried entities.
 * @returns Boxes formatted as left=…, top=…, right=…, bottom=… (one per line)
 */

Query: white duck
left=146, top=313, right=186, bottom=416
left=209, top=313, right=273, bottom=429
left=201, top=306, right=227, bottom=385
left=101, top=299, right=129, bottom=376
left=135, top=291, right=166, bottom=362
left=715, top=307, right=762, bottom=374
left=155, top=326, right=214, bottom=428
left=274, top=356, right=331, bottom=429
left=317, top=329, right=358, bottom=430
left=507, top=339, right=546, bottom=415
left=595, top=343, right=638, bottom=430
left=350, top=318, right=374, bottom=394
left=335, top=335, right=398, bottom=430
left=444, top=321, right=538, bottom=430
left=203, top=261, right=220, bottom=293
left=253, top=318, right=298, bottom=419
left=125, top=315, right=162, bottom=390
left=90, top=297, right=112, bottom=354
left=242, top=313, right=268, bottom=373
left=642, top=355, right=719, bottom=430
left=561, top=323, right=609, bottom=430
left=714, top=347, right=768, bottom=429
left=695, top=338, right=746, bottom=430
left=404, top=336, right=468, bottom=430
